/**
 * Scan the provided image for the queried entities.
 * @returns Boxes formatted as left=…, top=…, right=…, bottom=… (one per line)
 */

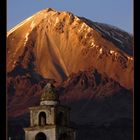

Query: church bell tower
left=24, top=83, right=76, bottom=140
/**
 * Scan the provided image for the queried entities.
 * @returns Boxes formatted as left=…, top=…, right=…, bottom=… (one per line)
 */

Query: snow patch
left=78, top=23, right=88, bottom=32
left=110, top=50, right=115, bottom=54
left=90, top=42, right=96, bottom=48
left=91, top=42, right=94, bottom=46
left=30, top=21, right=35, bottom=30
left=90, top=39, right=96, bottom=48
left=87, top=27, right=91, bottom=33
left=85, top=33, right=88, bottom=39
left=109, top=50, right=119, bottom=56
left=7, top=16, right=33, bottom=36
left=99, top=48, right=103, bottom=54
left=127, top=56, right=133, bottom=61
left=23, top=32, right=29, bottom=46
left=75, top=17, right=80, bottom=22
left=54, top=17, right=59, bottom=26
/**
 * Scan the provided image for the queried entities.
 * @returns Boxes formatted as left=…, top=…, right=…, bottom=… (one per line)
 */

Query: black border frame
left=3, top=0, right=138, bottom=140
left=0, top=0, right=6, bottom=139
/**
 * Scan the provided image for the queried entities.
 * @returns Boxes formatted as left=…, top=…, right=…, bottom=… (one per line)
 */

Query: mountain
left=7, top=8, right=133, bottom=90
left=7, top=8, right=133, bottom=140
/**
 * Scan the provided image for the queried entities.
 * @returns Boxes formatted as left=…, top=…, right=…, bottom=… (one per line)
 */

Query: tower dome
left=40, top=83, right=59, bottom=105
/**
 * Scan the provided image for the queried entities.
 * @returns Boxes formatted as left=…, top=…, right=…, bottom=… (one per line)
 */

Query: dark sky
left=7, top=0, right=133, bottom=33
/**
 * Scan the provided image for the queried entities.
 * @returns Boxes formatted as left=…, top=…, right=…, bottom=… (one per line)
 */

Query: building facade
left=24, top=83, right=76, bottom=140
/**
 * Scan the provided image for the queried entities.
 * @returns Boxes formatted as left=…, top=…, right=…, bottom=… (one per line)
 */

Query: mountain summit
left=7, top=8, right=133, bottom=90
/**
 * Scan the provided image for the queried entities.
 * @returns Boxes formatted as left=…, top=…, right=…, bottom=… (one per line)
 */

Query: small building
left=24, top=83, right=76, bottom=140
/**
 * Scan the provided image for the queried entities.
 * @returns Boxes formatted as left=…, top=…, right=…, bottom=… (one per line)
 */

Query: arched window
left=35, top=132, right=47, bottom=140
left=56, top=112, right=65, bottom=126
left=39, top=112, right=46, bottom=126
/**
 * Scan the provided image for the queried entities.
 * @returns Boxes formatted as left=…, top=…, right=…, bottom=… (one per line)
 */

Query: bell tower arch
left=35, top=132, right=47, bottom=140
left=39, top=112, right=46, bottom=126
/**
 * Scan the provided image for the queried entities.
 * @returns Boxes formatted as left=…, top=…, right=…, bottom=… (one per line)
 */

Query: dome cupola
left=40, top=83, right=59, bottom=105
